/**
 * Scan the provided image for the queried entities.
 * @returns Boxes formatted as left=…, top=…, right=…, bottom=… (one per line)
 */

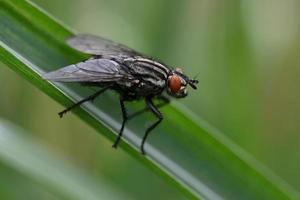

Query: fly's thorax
left=117, top=77, right=165, bottom=97
left=116, top=57, right=168, bottom=94
left=123, top=57, right=170, bottom=79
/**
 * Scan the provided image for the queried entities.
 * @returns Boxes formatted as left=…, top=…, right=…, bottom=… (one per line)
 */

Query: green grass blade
left=0, top=0, right=298, bottom=199
left=0, top=119, right=130, bottom=200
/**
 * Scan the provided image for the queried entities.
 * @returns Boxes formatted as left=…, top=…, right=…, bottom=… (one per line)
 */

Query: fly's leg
left=112, top=98, right=127, bottom=148
left=128, top=95, right=169, bottom=120
left=112, top=96, right=168, bottom=150
left=58, top=85, right=111, bottom=118
left=141, top=98, right=163, bottom=155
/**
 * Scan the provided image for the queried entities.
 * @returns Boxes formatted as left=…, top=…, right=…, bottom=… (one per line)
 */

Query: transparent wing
left=43, top=58, right=132, bottom=82
left=66, top=34, right=142, bottom=57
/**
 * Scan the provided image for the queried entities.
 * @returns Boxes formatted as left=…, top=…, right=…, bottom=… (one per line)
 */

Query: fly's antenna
left=188, top=79, right=198, bottom=89
left=189, top=72, right=200, bottom=89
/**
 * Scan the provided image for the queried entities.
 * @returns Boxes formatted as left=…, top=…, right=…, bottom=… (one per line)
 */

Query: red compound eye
left=168, top=75, right=182, bottom=93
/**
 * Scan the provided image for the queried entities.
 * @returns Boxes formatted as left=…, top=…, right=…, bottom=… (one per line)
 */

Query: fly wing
left=43, top=58, right=133, bottom=82
left=66, top=34, right=143, bottom=57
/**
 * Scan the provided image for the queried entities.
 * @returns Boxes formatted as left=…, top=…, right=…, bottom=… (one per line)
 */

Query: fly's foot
left=112, top=137, right=121, bottom=149
left=58, top=110, right=68, bottom=118
left=141, top=146, right=146, bottom=155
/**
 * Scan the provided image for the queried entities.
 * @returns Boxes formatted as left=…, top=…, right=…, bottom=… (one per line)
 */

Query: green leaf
left=0, top=0, right=298, bottom=199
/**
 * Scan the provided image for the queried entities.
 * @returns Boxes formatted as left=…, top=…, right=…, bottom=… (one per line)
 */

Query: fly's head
left=167, top=68, right=199, bottom=98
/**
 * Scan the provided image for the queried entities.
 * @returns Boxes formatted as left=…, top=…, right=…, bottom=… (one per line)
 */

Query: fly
left=43, top=34, right=198, bottom=154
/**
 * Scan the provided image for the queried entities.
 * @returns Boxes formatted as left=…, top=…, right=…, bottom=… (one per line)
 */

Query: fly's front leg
left=141, top=98, right=163, bottom=155
left=112, top=98, right=128, bottom=148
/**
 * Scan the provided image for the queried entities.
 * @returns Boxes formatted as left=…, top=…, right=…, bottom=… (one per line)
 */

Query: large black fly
left=43, top=34, right=198, bottom=154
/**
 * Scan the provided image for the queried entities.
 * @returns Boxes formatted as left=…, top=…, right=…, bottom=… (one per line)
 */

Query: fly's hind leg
left=58, top=85, right=111, bottom=118
left=112, top=95, right=168, bottom=153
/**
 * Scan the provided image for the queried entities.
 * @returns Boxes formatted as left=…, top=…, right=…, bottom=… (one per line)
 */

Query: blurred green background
left=0, top=0, right=299, bottom=199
